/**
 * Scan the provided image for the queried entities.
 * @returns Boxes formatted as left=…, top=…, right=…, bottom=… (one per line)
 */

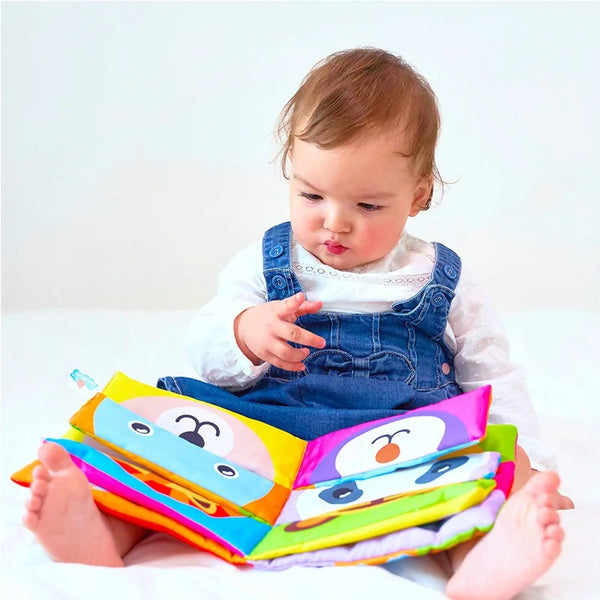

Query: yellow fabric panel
left=102, top=372, right=306, bottom=490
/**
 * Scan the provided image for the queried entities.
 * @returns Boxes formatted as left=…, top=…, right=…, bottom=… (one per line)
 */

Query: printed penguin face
left=121, top=396, right=274, bottom=480
left=334, top=415, right=446, bottom=476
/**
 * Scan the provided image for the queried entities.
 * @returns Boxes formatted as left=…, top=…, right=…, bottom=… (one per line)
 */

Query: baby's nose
left=323, top=209, right=350, bottom=233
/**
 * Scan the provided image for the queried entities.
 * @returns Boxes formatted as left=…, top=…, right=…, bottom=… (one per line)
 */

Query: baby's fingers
left=263, top=344, right=310, bottom=372
left=279, top=292, right=307, bottom=317
left=284, top=322, right=326, bottom=350
left=296, top=299, right=323, bottom=317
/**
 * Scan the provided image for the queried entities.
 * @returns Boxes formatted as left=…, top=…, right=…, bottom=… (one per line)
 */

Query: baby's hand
left=234, top=292, right=326, bottom=371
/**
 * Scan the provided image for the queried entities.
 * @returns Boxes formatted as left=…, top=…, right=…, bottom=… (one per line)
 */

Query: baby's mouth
left=324, top=241, right=348, bottom=255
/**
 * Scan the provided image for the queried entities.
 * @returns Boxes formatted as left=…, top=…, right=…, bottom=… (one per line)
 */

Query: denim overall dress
left=158, top=222, right=463, bottom=440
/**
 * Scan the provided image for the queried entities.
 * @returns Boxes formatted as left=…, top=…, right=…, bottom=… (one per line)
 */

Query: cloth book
left=12, top=372, right=516, bottom=568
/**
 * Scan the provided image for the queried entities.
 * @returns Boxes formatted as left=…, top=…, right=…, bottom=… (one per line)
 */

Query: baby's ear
left=409, top=177, right=433, bottom=216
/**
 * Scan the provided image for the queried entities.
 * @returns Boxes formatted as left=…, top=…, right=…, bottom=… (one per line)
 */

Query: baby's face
left=288, top=133, right=430, bottom=270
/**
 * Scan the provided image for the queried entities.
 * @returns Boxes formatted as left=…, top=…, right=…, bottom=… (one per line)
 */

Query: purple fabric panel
left=295, top=386, right=491, bottom=487
left=252, top=489, right=505, bottom=570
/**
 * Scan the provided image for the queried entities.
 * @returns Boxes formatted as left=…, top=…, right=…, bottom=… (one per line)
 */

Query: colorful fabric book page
left=67, top=392, right=293, bottom=525
left=251, top=424, right=517, bottom=568
left=11, top=373, right=516, bottom=568
left=99, top=372, right=306, bottom=493
left=296, top=386, right=492, bottom=488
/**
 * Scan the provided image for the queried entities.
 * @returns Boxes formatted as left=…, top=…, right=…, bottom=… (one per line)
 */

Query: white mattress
left=2, top=309, right=599, bottom=599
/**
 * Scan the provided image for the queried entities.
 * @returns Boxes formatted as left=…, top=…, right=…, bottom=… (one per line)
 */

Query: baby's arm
left=186, top=242, right=325, bottom=388
left=186, top=242, right=272, bottom=390
left=449, top=267, right=550, bottom=469
left=235, top=292, right=325, bottom=371
left=448, top=267, right=573, bottom=507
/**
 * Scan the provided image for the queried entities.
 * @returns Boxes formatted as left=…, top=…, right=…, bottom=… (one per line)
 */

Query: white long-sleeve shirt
left=186, top=230, right=556, bottom=471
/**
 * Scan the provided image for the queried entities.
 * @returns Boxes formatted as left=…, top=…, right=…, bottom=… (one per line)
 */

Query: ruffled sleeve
left=185, top=241, right=270, bottom=391
left=448, top=265, right=557, bottom=471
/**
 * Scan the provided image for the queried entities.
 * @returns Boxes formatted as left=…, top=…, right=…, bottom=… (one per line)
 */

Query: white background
left=2, top=1, right=599, bottom=312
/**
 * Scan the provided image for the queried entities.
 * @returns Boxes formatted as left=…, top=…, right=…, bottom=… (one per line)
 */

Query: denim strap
left=262, top=221, right=303, bottom=301
left=432, top=243, right=462, bottom=292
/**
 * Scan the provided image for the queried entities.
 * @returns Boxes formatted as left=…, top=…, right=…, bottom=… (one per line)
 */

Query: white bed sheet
left=2, top=309, right=599, bottom=599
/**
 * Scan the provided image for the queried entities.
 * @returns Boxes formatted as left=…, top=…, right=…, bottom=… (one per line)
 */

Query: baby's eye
left=358, top=203, right=381, bottom=212
left=300, top=192, right=323, bottom=201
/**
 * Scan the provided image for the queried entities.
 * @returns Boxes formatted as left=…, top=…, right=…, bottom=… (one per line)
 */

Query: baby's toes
left=30, top=477, right=49, bottom=498
left=25, top=494, right=42, bottom=514
left=32, top=464, right=51, bottom=483
left=38, top=441, right=74, bottom=472
left=23, top=510, right=40, bottom=530
left=542, top=535, right=563, bottom=560
left=544, top=523, right=564, bottom=543
left=537, top=505, right=560, bottom=528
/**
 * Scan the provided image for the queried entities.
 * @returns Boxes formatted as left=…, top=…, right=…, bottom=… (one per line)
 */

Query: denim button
left=269, top=245, right=284, bottom=258
left=272, top=275, right=286, bottom=289
left=444, top=265, right=457, bottom=280
left=441, top=362, right=451, bottom=375
left=432, top=294, right=445, bottom=306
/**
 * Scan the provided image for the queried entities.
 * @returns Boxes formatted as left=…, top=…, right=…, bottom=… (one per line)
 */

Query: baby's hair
left=276, top=47, right=442, bottom=188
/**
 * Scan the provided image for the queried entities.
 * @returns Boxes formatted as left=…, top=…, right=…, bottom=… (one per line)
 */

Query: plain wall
left=2, top=1, right=599, bottom=313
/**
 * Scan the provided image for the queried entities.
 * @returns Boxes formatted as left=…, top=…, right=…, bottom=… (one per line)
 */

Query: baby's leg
left=23, top=442, right=147, bottom=566
left=445, top=471, right=564, bottom=600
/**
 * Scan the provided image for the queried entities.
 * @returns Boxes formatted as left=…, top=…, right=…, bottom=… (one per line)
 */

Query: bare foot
left=446, top=471, right=564, bottom=600
left=23, top=441, right=125, bottom=566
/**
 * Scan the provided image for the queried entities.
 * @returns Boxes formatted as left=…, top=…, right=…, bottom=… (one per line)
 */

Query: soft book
left=12, top=372, right=516, bottom=568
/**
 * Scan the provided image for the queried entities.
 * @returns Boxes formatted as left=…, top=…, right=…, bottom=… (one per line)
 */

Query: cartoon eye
left=415, top=456, right=469, bottom=484
left=318, top=481, right=364, bottom=505
left=214, top=463, right=238, bottom=479
left=128, top=420, right=154, bottom=436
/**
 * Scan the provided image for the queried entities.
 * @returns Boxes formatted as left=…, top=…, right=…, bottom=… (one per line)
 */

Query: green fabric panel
left=249, top=478, right=495, bottom=560
left=480, top=424, right=517, bottom=462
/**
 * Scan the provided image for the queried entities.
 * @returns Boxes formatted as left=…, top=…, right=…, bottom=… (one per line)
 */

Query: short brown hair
left=276, top=47, right=441, bottom=184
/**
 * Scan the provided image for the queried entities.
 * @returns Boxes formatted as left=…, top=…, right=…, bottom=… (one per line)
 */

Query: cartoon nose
left=375, top=443, right=400, bottom=463
left=179, top=431, right=205, bottom=448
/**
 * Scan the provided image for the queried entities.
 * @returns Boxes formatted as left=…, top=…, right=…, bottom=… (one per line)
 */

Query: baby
left=25, top=48, right=573, bottom=600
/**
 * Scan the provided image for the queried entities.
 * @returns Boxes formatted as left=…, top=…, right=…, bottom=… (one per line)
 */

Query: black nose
left=179, top=430, right=205, bottom=448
